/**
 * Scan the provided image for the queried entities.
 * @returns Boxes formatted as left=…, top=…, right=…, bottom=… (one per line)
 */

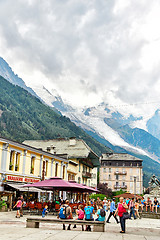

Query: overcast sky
left=0, top=0, right=160, bottom=112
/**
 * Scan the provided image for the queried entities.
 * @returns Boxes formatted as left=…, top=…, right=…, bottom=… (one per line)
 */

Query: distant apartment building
left=100, top=153, right=143, bottom=194
left=23, top=138, right=99, bottom=188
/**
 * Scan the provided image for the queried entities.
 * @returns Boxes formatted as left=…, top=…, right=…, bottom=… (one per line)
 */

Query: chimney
left=69, top=138, right=76, bottom=146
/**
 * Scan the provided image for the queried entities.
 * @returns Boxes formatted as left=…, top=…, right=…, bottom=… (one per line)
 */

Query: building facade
left=23, top=138, right=99, bottom=188
left=0, top=136, right=68, bottom=194
left=100, top=153, right=143, bottom=194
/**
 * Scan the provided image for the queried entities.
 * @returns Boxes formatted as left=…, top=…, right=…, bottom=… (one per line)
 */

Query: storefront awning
left=5, top=183, right=45, bottom=192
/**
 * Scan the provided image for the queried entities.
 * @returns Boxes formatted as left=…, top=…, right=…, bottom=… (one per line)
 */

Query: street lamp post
left=134, top=176, right=136, bottom=200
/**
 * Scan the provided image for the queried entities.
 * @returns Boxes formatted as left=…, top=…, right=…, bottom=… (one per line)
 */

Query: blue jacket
left=110, top=201, right=116, bottom=212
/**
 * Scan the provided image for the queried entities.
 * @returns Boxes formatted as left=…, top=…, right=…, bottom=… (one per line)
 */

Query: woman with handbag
left=114, top=197, right=128, bottom=233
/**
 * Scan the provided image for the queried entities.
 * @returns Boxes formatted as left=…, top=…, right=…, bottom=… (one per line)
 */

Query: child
left=73, top=205, right=85, bottom=230
left=42, top=205, right=48, bottom=218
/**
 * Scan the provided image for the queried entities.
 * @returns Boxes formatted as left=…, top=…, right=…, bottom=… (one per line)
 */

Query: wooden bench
left=26, top=217, right=106, bottom=232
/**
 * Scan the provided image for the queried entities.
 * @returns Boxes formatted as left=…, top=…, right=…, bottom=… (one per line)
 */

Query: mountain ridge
left=1, top=57, right=160, bottom=187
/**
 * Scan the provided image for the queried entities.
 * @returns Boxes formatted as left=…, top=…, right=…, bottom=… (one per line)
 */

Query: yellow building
left=100, top=153, right=143, bottom=194
left=0, top=136, right=68, bottom=194
left=23, top=138, right=100, bottom=188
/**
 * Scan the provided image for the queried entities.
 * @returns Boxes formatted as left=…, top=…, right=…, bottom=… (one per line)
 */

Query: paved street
left=0, top=211, right=159, bottom=240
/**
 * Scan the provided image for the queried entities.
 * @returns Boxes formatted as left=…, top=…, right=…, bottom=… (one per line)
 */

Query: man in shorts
left=152, top=197, right=159, bottom=213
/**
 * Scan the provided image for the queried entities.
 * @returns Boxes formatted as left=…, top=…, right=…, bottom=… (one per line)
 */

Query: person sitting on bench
left=96, top=203, right=106, bottom=221
left=58, top=200, right=73, bottom=230
left=84, top=201, right=95, bottom=231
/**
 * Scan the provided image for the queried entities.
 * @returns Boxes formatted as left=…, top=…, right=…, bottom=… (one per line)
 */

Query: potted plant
left=0, top=200, right=7, bottom=212
left=31, top=166, right=34, bottom=174
left=15, top=164, right=18, bottom=171
left=9, top=163, right=13, bottom=170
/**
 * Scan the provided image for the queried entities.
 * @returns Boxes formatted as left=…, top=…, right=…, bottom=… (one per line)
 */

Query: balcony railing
left=82, top=171, right=92, bottom=178
left=114, top=171, right=127, bottom=175
left=121, top=185, right=127, bottom=189
left=114, top=185, right=127, bottom=189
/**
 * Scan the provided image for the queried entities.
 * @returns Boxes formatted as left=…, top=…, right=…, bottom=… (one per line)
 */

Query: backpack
left=59, top=206, right=68, bottom=219
left=85, top=206, right=92, bottom=220
left=100, top=208, right=106, bottom=217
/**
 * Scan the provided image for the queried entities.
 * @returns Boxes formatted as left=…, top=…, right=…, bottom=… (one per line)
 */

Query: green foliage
left=112, top=189, right=126, bottom=196
left=0, top=200, right=7, bottom=209
left=0, top=75, right=110, bottom=157
left=90, top=193, right=107, bottom=201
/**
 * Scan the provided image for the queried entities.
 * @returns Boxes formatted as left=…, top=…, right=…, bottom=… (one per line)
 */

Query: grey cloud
left=0, top=0, right=160, bottom=106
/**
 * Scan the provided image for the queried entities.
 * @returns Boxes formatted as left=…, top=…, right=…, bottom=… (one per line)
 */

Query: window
left=130, top=168, right=133, bottom=174
left=79, top=163, right=81, bottom=172
left=108, top=174, right=111, bottom=180
left=55, top=163, right=58, bottom=177
left=78, top=177, right=81, bottom=184
left=122, top=182, right=125, bottom=186
left=30, top=156, right=35, bottom=174
left=9, top=150, right=15, bottom=170
left=116, top=181, right=119, bottom=186
left=68, top=174, right=71, bottom=181
left=116, top=175, right=119, bottom=180
left=122, top=175, right=126, bottom=180
left=88, top=180, right=91, bottom=186
left=45, top=161, right=48, bottom=176
left=72, top=175, right=75, bottom=180
left=63, top=165, right=65, bottom=179
left=15, top=152, right=20, bottom=171
left=109, top=168, right=112, bottom=173
left=103, top=168, right=107, bottom=173
left=130, top=176, right=133, bottom=181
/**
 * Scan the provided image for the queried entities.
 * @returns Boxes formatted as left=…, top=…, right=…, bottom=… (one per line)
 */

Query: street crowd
left=13, top=195, right=159, bottom=234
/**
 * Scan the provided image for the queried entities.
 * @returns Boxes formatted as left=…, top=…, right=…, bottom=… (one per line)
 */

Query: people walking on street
left=114, top=197, right=128, bottom=233
left=42, top=205, right=48, bottom=218
left=129, top=198, right=136, bottom=219
left=135, top=200, right=140, bottom=218
left=20, top=195, right=24, bottom=217
left=106, top=198, right=119, bottom=223
left=13, top=197, right=22, bottom=218
left=103, top=197, right=108, bottom=212
left=126, top=198, right=130, bottom=206
left=96, top=197, right=101, bottom=208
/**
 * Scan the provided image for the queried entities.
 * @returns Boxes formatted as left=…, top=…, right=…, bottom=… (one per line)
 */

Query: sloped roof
left=23, top=139, right=100, bottom=167
left=101, top=153, right=143, bottom=161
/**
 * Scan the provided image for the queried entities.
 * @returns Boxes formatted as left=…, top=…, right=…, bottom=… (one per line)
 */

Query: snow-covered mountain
left=1, top=57, right=160, bottom=171
left=0, top=57, right=38, bottom=98
left=31, top=83, right=160, bottom=164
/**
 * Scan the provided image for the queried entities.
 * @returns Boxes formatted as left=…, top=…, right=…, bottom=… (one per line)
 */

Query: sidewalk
left=0, top=211, right=159, bottom=240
